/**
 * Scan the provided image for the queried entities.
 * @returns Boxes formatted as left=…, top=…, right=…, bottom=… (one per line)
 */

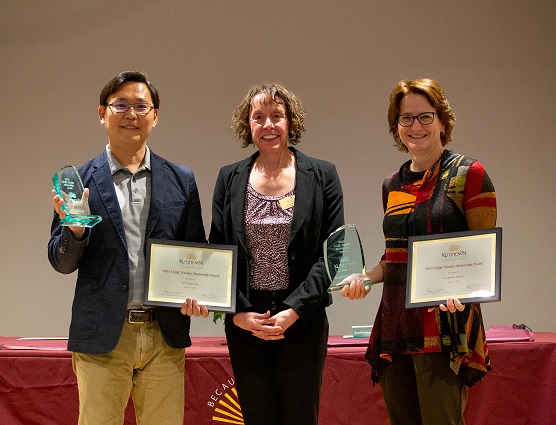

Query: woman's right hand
left=341, top=275, right=371, bottom=300
left=232, top=311, right=284, bottom=340
left=341, top=261, right=385, bottom=300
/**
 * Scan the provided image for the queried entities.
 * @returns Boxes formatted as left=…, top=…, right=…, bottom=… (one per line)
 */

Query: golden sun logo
left=186, top=252, right=197, bottom=260
left=449, top=244, right=460, bottom=251
left=212, top=388, right=243, bottom=424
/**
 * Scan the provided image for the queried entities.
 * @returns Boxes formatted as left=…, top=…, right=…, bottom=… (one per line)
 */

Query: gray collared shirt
left=106, top=146, right=151, bottom=309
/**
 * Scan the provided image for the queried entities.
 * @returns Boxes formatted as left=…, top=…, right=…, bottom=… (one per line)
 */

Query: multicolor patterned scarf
left=366, top=150, right=497, bottom=387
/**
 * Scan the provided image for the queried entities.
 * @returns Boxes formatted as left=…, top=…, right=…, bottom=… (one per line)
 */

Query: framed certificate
left=144, top=239, right=237, bottom=312
left=406, top=228, right=502, bottom=308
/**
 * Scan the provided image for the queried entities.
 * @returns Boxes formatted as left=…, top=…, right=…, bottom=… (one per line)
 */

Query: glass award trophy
left=324, top=224, right=371, bottom=292
left=52, top=165, right=102, bottom=228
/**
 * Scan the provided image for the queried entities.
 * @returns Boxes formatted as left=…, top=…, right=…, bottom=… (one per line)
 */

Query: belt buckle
left=128, top=309, right=150, bottom=324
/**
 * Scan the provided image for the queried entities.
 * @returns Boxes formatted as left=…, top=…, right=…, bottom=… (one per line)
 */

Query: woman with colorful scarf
left=343, top=78, right=497, bottom=425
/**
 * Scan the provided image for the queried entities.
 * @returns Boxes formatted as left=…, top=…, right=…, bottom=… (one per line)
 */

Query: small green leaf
left=213, top=311, right=225, bottom=324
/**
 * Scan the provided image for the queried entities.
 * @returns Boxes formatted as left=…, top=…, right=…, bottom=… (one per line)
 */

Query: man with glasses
left=48, top=70, right=208, bottom=424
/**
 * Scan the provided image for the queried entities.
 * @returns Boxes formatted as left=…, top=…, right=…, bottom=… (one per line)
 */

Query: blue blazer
left=209, top=148, right=344, bottom=321
left=48, top=150, right=206, bottom=354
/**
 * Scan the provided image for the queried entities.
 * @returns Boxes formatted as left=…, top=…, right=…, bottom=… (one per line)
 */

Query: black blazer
left=48, top=149, right=206, bottom=354
left=209, top=147, right=344, bottom=321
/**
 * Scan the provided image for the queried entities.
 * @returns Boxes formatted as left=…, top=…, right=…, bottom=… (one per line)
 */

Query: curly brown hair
left=231, top=83, right=306, bottom=147
left=388, top=78, right=456, bottom=152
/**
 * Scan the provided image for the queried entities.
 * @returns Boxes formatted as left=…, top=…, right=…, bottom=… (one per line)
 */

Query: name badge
left=279, top=195, right=295, bottom=210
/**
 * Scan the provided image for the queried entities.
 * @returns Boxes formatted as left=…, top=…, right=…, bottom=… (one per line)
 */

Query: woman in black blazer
left=209, top=83, right=344, bottom=425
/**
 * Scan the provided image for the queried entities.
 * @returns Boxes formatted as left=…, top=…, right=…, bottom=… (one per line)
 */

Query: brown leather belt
left=127, top=309, right=156, bottom=324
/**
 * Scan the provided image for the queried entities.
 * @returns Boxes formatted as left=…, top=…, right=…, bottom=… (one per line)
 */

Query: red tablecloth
left=1, top=334, right=555, bottom=424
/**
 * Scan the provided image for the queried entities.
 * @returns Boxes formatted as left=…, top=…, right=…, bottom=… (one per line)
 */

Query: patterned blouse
left=244, top=183, right=294, bottom=291
left=366, top=149, right=497, bottom=387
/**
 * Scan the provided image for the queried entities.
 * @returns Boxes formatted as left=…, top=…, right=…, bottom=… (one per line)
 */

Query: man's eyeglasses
left=250, top=113, right=287, bottom=125
left=107, top=102, right=154, bottom=115
left=398, top=112, right=436, bottom=127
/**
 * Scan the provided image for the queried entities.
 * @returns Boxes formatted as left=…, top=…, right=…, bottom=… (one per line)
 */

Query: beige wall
left=1, top=1, right=554, bottom=338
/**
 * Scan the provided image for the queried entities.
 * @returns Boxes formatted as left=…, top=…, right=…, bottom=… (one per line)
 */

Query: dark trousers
left=225, top=308, right=328, bottom=425
left=378, top=352, right=468, bottom=425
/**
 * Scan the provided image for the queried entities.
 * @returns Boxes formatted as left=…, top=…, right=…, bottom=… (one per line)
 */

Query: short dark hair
left=388, top=78, right=455, bottom=152
left=99, top=71, right=160, bottom=109
left=231, top=83, right=306, bottom=147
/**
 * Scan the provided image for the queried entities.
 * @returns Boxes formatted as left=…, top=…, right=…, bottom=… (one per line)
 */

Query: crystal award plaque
left=52, top=165, right=102, bottom=228
left=324, top=224, right=371, bottom=292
